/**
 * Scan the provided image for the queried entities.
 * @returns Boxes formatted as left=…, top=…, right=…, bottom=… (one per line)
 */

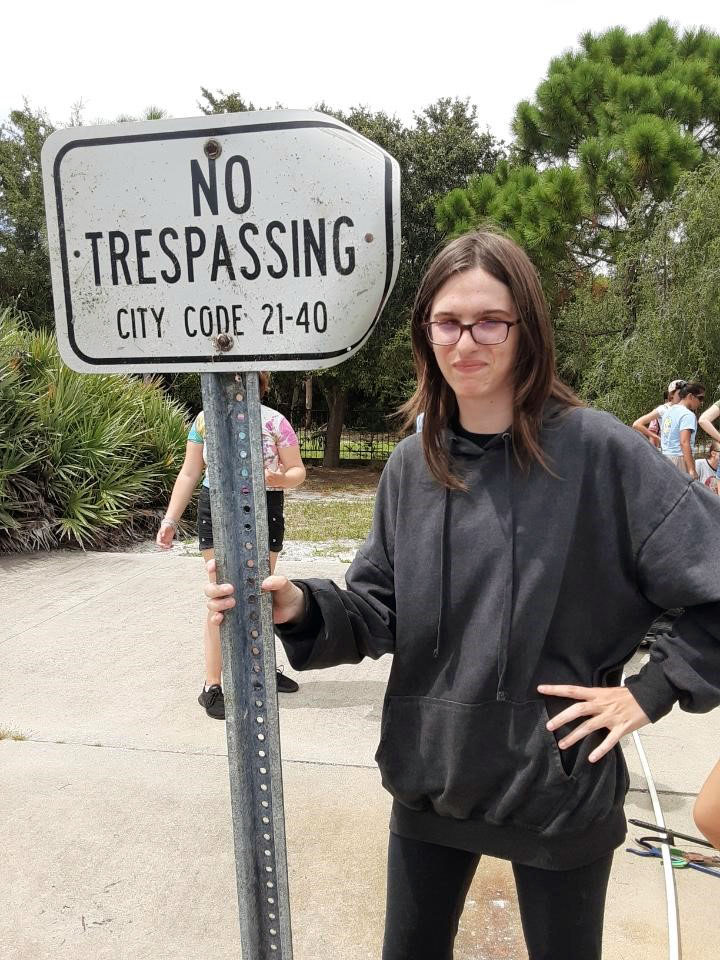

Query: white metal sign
left=41, top=111, right=401, bottom=373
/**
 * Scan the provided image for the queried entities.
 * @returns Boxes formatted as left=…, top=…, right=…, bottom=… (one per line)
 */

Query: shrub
left=0, top=307, right=189, bottom=551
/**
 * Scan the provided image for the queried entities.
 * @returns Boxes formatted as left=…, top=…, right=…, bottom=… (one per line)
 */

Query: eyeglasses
left=424, top=318, right=519, bottom=346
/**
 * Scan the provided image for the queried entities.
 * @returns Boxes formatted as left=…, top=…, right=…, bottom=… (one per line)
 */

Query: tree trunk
left=289, top=378, right=300, bottom=424
left=322, top=384, right=347, bottom=468
left=304, top=376, right=313, bottom=430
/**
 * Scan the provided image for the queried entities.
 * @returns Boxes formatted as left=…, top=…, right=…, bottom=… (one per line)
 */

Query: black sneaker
left=276, top=670, right=299, bottom=694
left=198, top=684, right=225, bottom=719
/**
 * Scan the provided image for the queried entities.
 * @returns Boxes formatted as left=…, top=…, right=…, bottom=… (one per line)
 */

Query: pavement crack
left=20, top=738, right=703, bottom=789
left=22, top=736, right=378, bottom=769
left=284, top=756, right=378, bottom=771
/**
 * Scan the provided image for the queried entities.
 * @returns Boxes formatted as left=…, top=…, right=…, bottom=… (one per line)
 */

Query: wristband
left=161, top=516, right=178, bottom=531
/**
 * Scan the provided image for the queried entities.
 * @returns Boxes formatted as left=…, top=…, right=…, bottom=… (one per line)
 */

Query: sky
left=3, top=1, right=720, bottom=142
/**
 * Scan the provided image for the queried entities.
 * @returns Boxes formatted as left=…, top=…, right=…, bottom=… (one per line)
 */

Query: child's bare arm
left=694, top=760, right=720, bottom=849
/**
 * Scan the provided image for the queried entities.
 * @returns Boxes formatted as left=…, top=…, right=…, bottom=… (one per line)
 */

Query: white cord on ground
left=623, top=672, right=681, bottom=960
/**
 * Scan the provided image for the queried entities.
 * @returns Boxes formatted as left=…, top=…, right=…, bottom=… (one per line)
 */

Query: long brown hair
left=398, top=229, right=581, bottom=489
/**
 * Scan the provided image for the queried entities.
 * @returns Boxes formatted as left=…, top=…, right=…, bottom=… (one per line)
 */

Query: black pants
left=382, top=833, right=613, bottom=960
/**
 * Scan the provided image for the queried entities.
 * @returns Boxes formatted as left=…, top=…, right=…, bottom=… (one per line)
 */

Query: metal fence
left=290, top=410, right=406, bottom=462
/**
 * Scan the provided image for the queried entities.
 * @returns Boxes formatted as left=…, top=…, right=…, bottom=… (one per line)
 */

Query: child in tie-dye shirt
left=186, top=404, right=300, bottom=490
left=157, top=373, right=306, bottom=714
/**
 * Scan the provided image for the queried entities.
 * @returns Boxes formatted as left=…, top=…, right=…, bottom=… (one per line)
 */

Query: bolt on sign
left=41, top=110, right=400, bottom=373
left=42, top=111, right=401, bottom=960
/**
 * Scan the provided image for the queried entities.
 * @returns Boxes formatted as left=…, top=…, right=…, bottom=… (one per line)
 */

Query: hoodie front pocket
left=375, top=696, right=577, bottom=831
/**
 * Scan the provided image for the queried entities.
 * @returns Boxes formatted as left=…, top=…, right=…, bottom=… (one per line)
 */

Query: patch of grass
left=285, top=498, right=374, bottom=541
left=0, top=726, right=27, bottom=741
left=311, top=545, right=355, bottom=562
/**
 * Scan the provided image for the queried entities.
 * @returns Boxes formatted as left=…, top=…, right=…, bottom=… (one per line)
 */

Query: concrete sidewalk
left=1, top=549, right=718, bottom=959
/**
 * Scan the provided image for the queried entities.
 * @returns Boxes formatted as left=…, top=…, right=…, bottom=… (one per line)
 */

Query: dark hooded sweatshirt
left=277, top=406, right=720, bottom=870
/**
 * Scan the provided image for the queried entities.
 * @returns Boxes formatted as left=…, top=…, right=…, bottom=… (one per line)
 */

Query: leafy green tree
left=555, top=159, right=720, bottom=422
left=115, top=106, right=169, bottom=122
left=198, top=88, right=257, bottom=114
left=437, top=20, right=720, bottom=299
left=0, top=104, right=55, bottom=325
left=437, top=160, right=587, bottom=304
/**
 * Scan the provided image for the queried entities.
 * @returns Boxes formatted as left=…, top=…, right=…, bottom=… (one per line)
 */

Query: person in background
left=694, top=760, right=720, bottom=850
left=635, top=379, right=688, bottom=647
left=699, top=397, right=720, bottom=446
left=157, top=372, right=305, bottom=718
left=695, top=445, right=720, bottom=493
left=642, top=385, right=707, bottom=648
left=660, top=382, right=705, bottom=477
left=632, top=379, right=685, bottom=447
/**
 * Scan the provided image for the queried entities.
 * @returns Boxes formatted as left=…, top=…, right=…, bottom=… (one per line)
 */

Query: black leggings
left=382, top=833, right=613, bottom=960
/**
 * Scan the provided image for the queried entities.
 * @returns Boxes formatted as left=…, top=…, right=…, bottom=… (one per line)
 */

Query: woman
left=157, top=372, right=305, bottom=718
left=206, top=231, right=720, bottom=959
left=659, top=381, right=706, bottom=477
left=631, top=379, right=685, bottom=447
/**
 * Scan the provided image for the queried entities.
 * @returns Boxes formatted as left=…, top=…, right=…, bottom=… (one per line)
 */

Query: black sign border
left=53, top=119, right=396, bottom=366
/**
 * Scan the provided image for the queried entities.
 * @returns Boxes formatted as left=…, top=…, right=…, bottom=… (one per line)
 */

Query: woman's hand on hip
left=538, top=683, right=650, bottom=763
left=205, top=558, right=305, bottom=626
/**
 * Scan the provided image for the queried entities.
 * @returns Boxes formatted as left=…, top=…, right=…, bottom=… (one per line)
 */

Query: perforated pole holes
left=241, top=386, right=277, bottom=954
left=203, top=369, right=292, bottom=958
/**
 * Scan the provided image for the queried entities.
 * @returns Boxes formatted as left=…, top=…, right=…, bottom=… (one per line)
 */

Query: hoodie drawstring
left=433, top=485, right=451, bottom=659
left=496, top=432, right=515, bottom=699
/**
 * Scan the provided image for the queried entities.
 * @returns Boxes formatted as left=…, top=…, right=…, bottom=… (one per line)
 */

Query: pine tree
left=0, top=105, right=55, bottom=325
left=436, top=20, right=720, bottom=299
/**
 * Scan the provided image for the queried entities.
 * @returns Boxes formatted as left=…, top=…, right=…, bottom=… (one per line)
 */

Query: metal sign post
left=201, top=370, right=292, bottom=958
left=41, top=109, right=401, bottom=959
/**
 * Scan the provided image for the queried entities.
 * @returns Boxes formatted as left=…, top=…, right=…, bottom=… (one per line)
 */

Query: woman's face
left=429, top=267, right=518, bottom=406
